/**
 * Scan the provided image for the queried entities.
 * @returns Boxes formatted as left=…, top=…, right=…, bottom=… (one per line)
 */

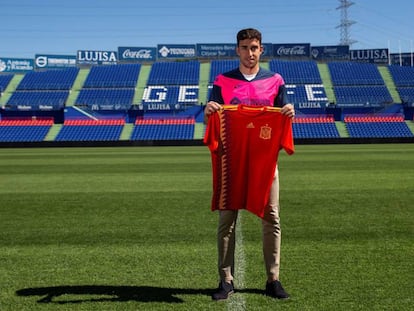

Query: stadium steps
left=44, top=124, right=63, bottom=141
left=0, top=74, right=24, bottom=105
left=193, top=122, right=205, bottom=139
left=405, top=120, right=414, bottom=135
left=194, top=61, right=208, bottom=137
left=66, top=68, right=90, bottom=106
left=199, top=62, right=210, bottom=104
left=335, top=121, right=349, bottom=138
left=317, top=63, right=335, bottom=104
left=120, top=123, right=134, bottom=140
left=378, top=66, right=400, bottom=103
left=134, top=64, right=151, bottom=105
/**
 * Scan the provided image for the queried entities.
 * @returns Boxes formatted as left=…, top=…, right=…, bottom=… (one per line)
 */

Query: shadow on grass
left=16, top=285, right=264, bottom=304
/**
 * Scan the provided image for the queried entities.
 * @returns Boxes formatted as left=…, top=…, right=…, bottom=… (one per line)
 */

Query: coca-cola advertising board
left=118, top=47, right=156, bottom=62
left=273, top=43, right=310, bottom=58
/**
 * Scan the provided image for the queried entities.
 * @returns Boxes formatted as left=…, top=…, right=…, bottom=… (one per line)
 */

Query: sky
left=1, top=0, right=413, bottom=59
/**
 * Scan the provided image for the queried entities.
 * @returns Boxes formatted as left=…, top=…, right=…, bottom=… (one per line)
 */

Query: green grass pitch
left=0, top=144, right=413, bottom=310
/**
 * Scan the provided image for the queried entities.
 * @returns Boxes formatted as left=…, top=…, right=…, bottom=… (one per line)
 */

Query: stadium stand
left=75, top=64, right=140, bottom=110
left=344, top=114, right=413, bottom=138
left=328, top=61, right=393, bottom=107
left=141, top=61, right=201, bottom=121
left=16, top=67, right=79, bottom=90
left=0, top=118, right=53, bottom=142
left=388, top=65, right=414, bottom=104
left=293, top=115, right=340, bottom=139
left=270, top=60, right=329, bottom=108
left=147, top=61, right=200, bottom=85
left=75, top=89, right=135, bottom=108
left=387, top=65, right=414, bottom=87
left=270, top=59, right=323, bottom=84
left=1, top=57, right=413, bottom=144
left=55, top=119, right=125, bottom=141
left=131, top=118, right=195, bottom=140
left=328, top=61, right=385, bottom=85
left=0, top=74, right=14, bottom=92
left=6, top=91, right=70, bottom=110
left=333, top=85, right=393, bottom=107
left=83, top=64, right=141, bottom=88
left=4, top=68, right=78, bottom=111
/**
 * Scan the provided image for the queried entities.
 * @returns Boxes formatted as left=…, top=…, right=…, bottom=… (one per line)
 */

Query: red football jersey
left=203, top=105, right=294, bottom=218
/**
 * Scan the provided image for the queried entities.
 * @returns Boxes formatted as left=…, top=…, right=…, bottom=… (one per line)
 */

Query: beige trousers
left=217, top=168, right=281, bottom=283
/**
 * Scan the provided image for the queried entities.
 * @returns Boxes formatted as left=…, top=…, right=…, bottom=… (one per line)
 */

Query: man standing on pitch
left=203, top=28, right=295, bottom=301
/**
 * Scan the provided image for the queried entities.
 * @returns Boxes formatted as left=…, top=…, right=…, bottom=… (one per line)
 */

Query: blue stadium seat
left=0, top=125, right=51, bottom=142
left=270, top=59, right=322, bottom=84
left=388, top=65, right=414, bottom=87
left=141, top=61, right=200, bottom=116
left=397, top=87, right=414, bottom=104
left=6, top=68, right=76, bottom=112
left=16, top=67, right=79, bottom=90
left=6, top=91, right=69, bottom=110
left=346, top=122, right=413, bottom=138
left=131, top=124, right=194, bottom=140
left=56, top=125, right=123, bottom=141
left=131, top=119, right=195, bottom=140
left=388, top=65, right=414, bottom=104
left=147, top=61, right=200, bottom=85
left=0, top=74, right=14, bottom=92
left=293, top=123, right=340, bottom=139
left=75, top=89, right=135, bottom=109
left=328, top=61, right=385, bottom=86
left=344, top=115, right=413, bottom=138
left=334, top=86, right=393, bottom=107
left=83, top=64, right=141, bottom=88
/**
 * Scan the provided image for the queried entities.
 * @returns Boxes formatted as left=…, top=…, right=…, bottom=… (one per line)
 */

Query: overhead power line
left=336, top=0, right=357, bottom=47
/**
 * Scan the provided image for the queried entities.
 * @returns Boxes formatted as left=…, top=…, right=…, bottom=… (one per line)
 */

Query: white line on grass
left=228, top=212, right=247, bottom=310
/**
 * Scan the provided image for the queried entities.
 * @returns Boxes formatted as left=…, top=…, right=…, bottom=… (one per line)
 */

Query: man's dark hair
left=237, top=28, right=262, bottom=46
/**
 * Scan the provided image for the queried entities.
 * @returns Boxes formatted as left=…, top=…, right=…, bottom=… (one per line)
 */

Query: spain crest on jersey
left=260, top=124, right=272, bottom=140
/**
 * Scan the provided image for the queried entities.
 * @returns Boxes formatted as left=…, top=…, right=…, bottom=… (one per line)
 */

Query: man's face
left=236, top=38, right=263, bottom=70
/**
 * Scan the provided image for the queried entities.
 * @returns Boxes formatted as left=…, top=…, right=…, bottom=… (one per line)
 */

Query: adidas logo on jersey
left=246, top=122, right=255, bottom=128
